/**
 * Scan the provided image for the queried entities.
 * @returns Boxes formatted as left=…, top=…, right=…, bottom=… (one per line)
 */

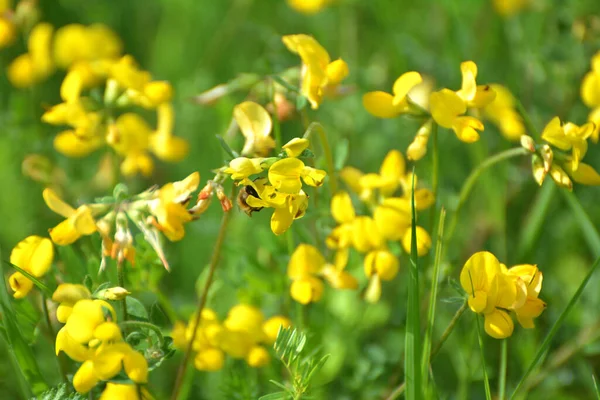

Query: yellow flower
left=364, top=250, right=399, bottom=281
left=0, top=17, right=16, bottom=49
left=373, top=199, right=411, bottom=241
left=282, top=34, right=349, bottom=109
left=246, top=345, right=270, bottom=367
left=148, top=172, right=199, bottom=241
left=224, top=157, right=266, bottom=180
left=287, top=244, right=326, bottom=304
left=363, top=71, right=423, bottom=118
left=262, top=316, right=292, bottom=344
left=351, top=216, right=384, bottom=253
left=540, top=117, right=595, bottom=171
left=269, top=158, right=326, bottom=194
left=234, top=101, right=275, bottom=156
left=506, top=264, right=546, bottom=328
left=460, top=252, right=519, bottom=339
left=8, top=273, right=34, bottom=299
left=483, top=84, right=525, bottom=141
left=287, top=0, right=328, bottom=14
left=194, top=348, right=225, bottom=371
left=290, top=275, right=324, bottom=304
left=430, top=89, right=485, bottom=143
left=455, top=61, right=496, bottom=108
left=493, top=0, right=529, bottom=16
left=320, top=249, right=358, bottom=290
left=7, top=22, right=54, bottom=88
left=8, top=235, right=54, bottom=297
left=224, top=304, right=265, bottom=342
left=282, top=137, right=310, bottom=158
left=53, top=23, right=122, bottom=69
left=149, top=103, right=189, bottom=162
left=401, top=226, right=432, bottom=256
left=407, top=120, right=433, bottom=161
left=99, top=383, right=150, bottom=400
left=43, top=188, right=97, bottom=245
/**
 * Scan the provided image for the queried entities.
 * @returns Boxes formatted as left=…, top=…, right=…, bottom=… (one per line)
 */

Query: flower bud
left=540, top=144, right=553, bottom=173
left=407, top=120, right=432, bottom=161
left=96, top=286, right=131, bottom=301
left=531, top=155, right=546, bottom=186
left=216, top=187, right=232, bottom=212
left=520, top=135, right=536, bottom=153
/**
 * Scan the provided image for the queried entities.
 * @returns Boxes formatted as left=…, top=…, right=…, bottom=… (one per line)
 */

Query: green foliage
left=34, top=384, right=86, bottom=400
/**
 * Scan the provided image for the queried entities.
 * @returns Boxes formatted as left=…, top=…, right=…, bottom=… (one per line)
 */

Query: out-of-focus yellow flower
left=194, top=347, right=225, bottom=371
left=483, top=84, right=525, bottom=141
left=0, top=15, right=16, bottom=49
left=234, top=101, right=275, bottom=157
left=363, top=71, right=424, bottom=118
left=99, top=383, right=152, bottom=400
left=7, top=22, right=54, bottom=88
left=148, top=172, right=199, bottom=241
left=493, top=0, right=529, bottom=17
left=262, top=316, right=292, bottom=344
left=401, top=226, right=432, bottom=256
left=8, top=236, right=54, bottom=298
left=53, top=23, right=123, bottom=69
left=407, top=120, right=433, bottom=161
left=287, top=0, right=328, bottom=14
left=282, top=34, right=349, bottom=109
left=43, top=188, right=98, bottom=245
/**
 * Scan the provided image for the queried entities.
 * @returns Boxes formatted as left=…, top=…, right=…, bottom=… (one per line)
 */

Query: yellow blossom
left=53, top=23, right=122, bottom=69
left=483, top=84, right=525, bottom=141
left=247, top=345, right=270, bottom=367
left=0, top=17, right=16, bottom=49
left=282, top=34, right=349, bottom=109
left=43, top=188, right=97, bottom=245
left=401, top=226, right=432, bottom=256
left=262, top=316, right=292, bottom=344
left=52, top=283, right=92, bottom=323
left=287, top=0, right=328, bottom=14
left=7, top=22, right=54, bottom=87
left=540, top=117, right=595, bottom=171
left=234, top=101, right=275, bottom=156
left=282, top=137, right=310, bottom=158
left=506, top=265, right=546, bottom=328
left=8, top=235, right=53, bottom=298
left=224, top=157, right=266, bottom=180
left=363, top=71, right=423, bottom=118
left=430, top=89, right=484, bottom=143
left=269, top=157, right=326, bottom=194
left=493, top=0, right=529, bottom=16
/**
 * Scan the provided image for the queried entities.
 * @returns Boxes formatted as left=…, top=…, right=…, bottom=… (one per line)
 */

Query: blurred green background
left=1, top=0, right=600, bottom=399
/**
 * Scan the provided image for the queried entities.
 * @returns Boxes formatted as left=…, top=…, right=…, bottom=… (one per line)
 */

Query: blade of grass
left=421, top=208, right=446, bottom=387
left=405, top=170, right=422, bottom=400
left=516, top=182, right=556, bottom=260
left=499, top=339, right=508, bottom=400
left=561, top=190, right=600, bottom=258
left=0, top=250, right=48, bottom=396
left=592, top=373, right=600, bottom=400
left=510, top=254, right=600, bottom=399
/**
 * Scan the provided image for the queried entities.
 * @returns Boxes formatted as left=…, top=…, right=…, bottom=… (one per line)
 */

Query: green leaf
left=510, top=254, right=600, bottom=399
left=125, top=297, right=149, bottom=321
left=258, top=392, right=290, bottom=400
left=5, top=261, right=52, bottom=297
left=405, top=170, right=422, bottom=400
left=271, top=75, right=300, bottom=94
left=0, top=249, right=48, bottom=396
left=593, top=374, right=600, bottom=400
left=36, top=383, right=87, bottom=400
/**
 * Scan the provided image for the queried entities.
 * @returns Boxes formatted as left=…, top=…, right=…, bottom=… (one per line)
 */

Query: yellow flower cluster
left=52, top=284, right=148, bottom=395
left=520, top=117, right=600, bottom=189
left=172, top=305, right=291, bottom=370
left=8, top=235, right=54, bottom=298
left=326, top=150, right=433, bottom=302
left=287, top=0, right=329, bottom=15
left=580, top=51, right=600, bottom=137
left=225, top=137, right=326, bottom=235
left=460, top=251, right=546, bottom=339
left=36, top=24, right=186, bottom=176
left=287, top=244, right=357, bottom=304
left=282, top=34, right=349, bottom=109
left=40, top=172, right=226, bottom=271
left=0, top=0, right=16, bottom=50
left=364, top=62, right=526, bottom=159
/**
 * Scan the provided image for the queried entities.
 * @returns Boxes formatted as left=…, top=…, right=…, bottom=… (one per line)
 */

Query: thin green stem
left=171, top=209, right=233, bottom=400
left=475, top=314, right=492, bottom=400
left=386, top=300, right=467, bottom=400
left=515, top=99, right=539, bottom=139
left=446, top=147, right=528, bottom=246
left=117, top=260, right=128, bottom=322
left=499, top=339, right=508, bottom=400
left=42, top=295, right=69, bottom=386
left=119, top=321, right=165, bottom=348
left=430, top=122, right=439, bottom=231
left=303, top=122, right=338, bottom=196
left=271, top=78, right=282, bottom=151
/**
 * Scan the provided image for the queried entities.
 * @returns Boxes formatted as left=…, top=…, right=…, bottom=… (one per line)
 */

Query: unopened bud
left=531, top=155, right=546, bottom=186
left=540, top=144, right=553, bottom=173
left=197, top=182, right=214, bottom=200
left=520, top=135, right=536, bottom=153
left=97, top=286, right=131, bottom=301
left=217, top=187, right=232, bottom=212
left=407, top=120, right=432, bottom=161
left=549, top=164, right=573, bottom=191
left=190, top=197, right=211, bottom=216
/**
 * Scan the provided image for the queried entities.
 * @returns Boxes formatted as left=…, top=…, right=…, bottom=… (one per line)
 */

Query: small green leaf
left=258, top=392, right=290, bottom=400
left=296, top=95, right=308, bottom=110
left=125, top=297, right=149, bottom=321
left=271, top=75, right=300, bottom=94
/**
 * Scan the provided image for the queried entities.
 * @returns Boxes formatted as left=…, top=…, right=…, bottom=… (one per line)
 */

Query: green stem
left=446, top=147, right=528, bottom=246
left=499, top=339, right=508, bottom=400
left=117, top=260, right=128, bottom=322
left=430, top=122, right=439, bottom=231
left=170, top=209, right=233, bottom=400
left=303, top=122, right=338, bottom=196
left=386, top=300, right=467, bottom=400
left=515, top=99, right=539, bottom=140
left=119, top=321, right=165, bottom=348
left=475, top=314, right=493, bottom=400
left=271, top=78, right=282, bottom=151
left=42, top=295, right=69, bottom=386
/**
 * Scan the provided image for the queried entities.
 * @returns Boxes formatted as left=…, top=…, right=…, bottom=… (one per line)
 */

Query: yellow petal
left=549, top=164, right=573, bottom=190
left=290, top=276, right=323, bottom=304
left=225, top=157, right=265, bottom=180
left=73, top=206, right=97, bottom=235
left=564, top=162, right=600, bottom=185
left=468, top=291, right=488, bottom=313
left=373, top=203, right=410, bottom=241
left=124, top=350, right=149, bottom=383
left=452, top=116, right=484, bottom=143
left=331, top=191, right=355, bottom=224
left=234, top=101, right=273, bottom=142
left=99, top=383, right=140, bottom=400
left=7, top=54, right=36, bottom=88
left=484, top=309, right=514, bottom=339
left=541, top=116, right=570, bottom=150
left=288, top=244, right=325, bottom=279
left=143, top=80, right=173, bottom=106
left=94, top=322, right=122, bottom=341
left=459, top=61, right=478, bottom=102
left=429, top=89, right=466, bottom=128
left=392, top=71, right=423, bottom=106
left=54, top=130, right=104, bottom=158
left=57, top=304, right=73, bottom=323
left=48, top=219, right=81, bottom=246
left=55, top=328, right=92, bottom=362
left=73, top=360, right=99, bottom=394
left=460, top=251, right=500, bottom=295
left=352, top=216, right=383, bottom=252
left=379, top=149, right=405, bottom=188
left=246, top=345, right=270, bottom=368
left=363, top=91, right=404, bottom=118
left=94, top=344, right=128, bottom=381
left=282, top=137, right=309, bottom=158
left=65, top=299, right=105, bottom=343
left=301, top=166, right=327, bottom=187
left=60, top=70, right=83, bottom=103
left=581, top=72, right=600, bottom=108
left=326, top=59, right=349, bottom=86
left=42, top=188, right=75, bottom=219
left=151, top=135, right=189, bottom=162
left=28, top=23, right=54, bottom=79
left=10, top=235, right=54, bottom=277
left=8, top=272, right=34, bottom=299
left=401, top=226, right=432, bottom=256
left=364, top=274, right=382, bottom=303
left=271, top=206, right=294, bottom=235
left=470, top=85, right=496, bottom=108
left=194, top=348, right=225, bottom=371
left=262, top=316, right=292, bottom=344
left=269, top=158, right=304, bottom=194
left=364, top=250, right=399, bottom=281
